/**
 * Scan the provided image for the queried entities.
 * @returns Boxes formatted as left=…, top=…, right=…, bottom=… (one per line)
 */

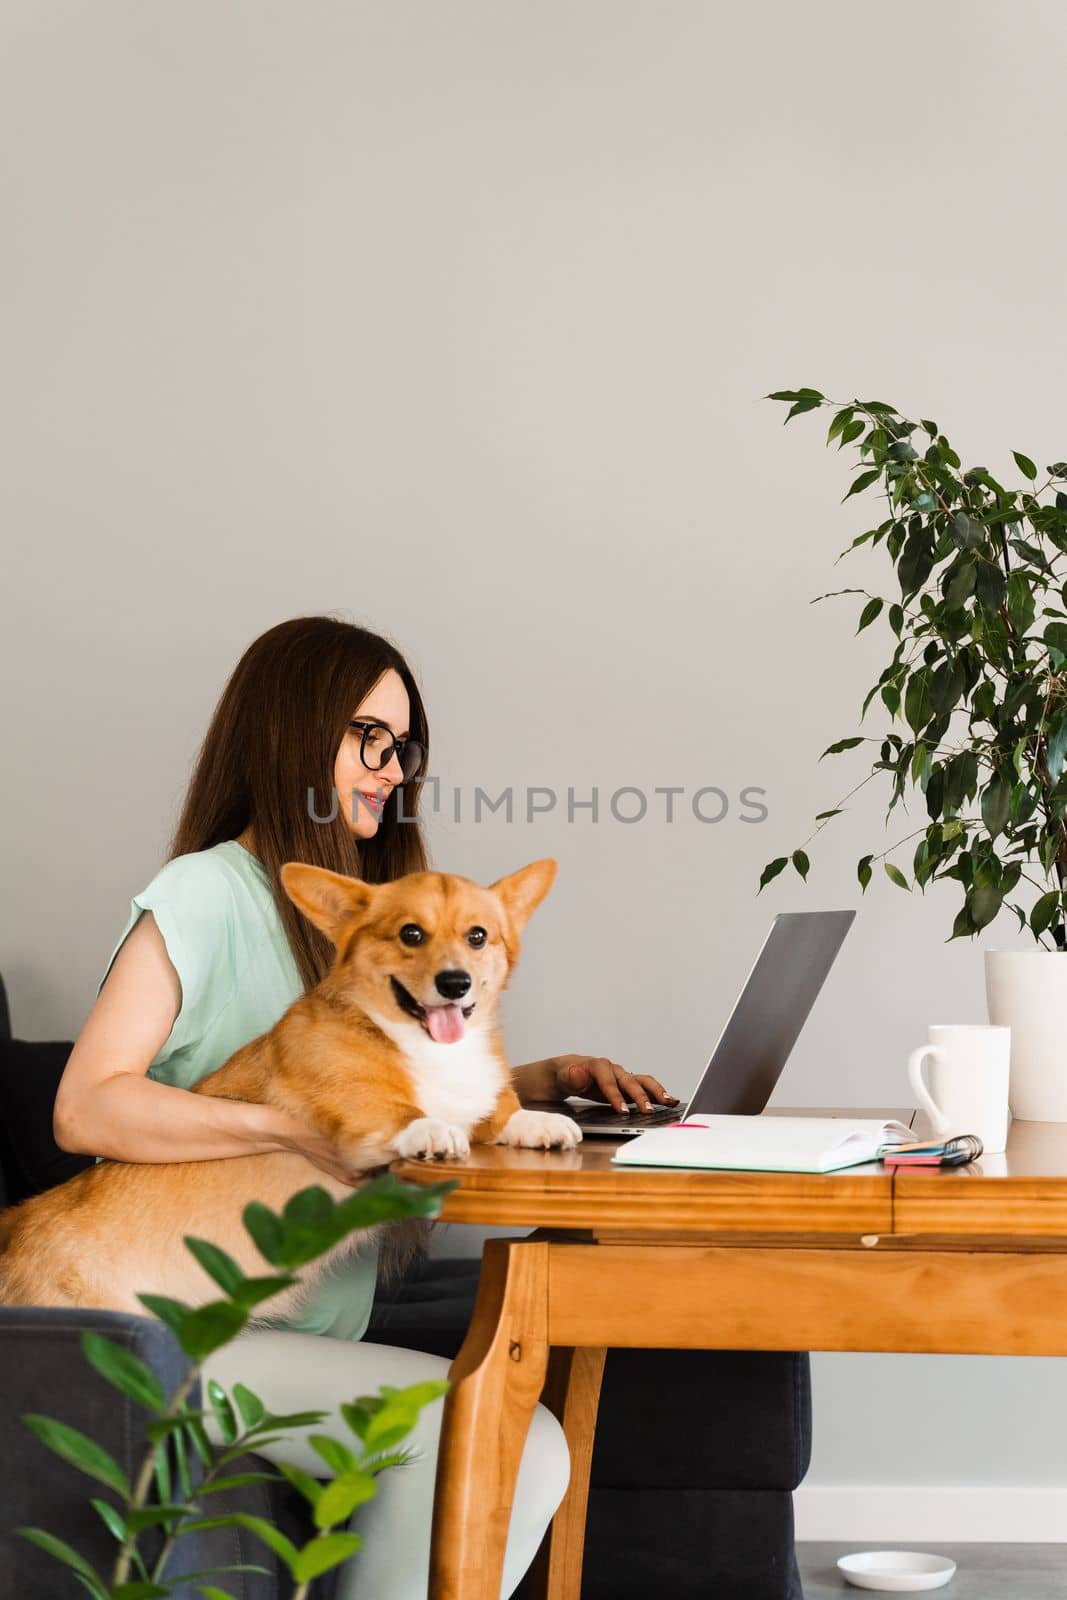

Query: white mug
left=907, top=1024, right=1011, bottom=1154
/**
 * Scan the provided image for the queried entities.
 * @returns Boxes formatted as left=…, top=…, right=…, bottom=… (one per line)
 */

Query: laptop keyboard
left=567, top=1102, right=685, bottom=1131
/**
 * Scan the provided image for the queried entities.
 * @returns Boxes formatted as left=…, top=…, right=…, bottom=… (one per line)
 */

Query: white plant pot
left=984, top=950, right=1067, bottom=1121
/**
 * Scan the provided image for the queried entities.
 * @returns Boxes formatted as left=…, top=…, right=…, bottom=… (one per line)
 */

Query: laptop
left=531, top=909, right=856, bottom=1137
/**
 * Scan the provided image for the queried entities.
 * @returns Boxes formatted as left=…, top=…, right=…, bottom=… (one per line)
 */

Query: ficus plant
left=758, top=388, right=1067, bottom=951
left=13, top=1170, right=455, bottom=1600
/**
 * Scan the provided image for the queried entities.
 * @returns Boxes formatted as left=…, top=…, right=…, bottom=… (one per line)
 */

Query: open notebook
left=610, top=1115, right=915, bottom=1174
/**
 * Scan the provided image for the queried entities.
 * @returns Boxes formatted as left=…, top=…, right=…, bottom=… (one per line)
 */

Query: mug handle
left=907, top=1044, right=951, bottom=1135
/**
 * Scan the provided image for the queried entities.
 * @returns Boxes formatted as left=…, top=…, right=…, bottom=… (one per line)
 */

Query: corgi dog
left=0, top=857, right=581, bottom=1325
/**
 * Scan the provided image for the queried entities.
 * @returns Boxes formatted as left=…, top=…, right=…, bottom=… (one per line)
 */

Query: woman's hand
left=269, top=1109, right=368, bottom=1188
left=550, top=1054, right=681, bottom=1116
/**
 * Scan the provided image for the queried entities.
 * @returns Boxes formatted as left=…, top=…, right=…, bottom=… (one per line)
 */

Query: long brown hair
left=167, top=616, right=434, bottom=1278
left=168, top=615, right=431, bottom=990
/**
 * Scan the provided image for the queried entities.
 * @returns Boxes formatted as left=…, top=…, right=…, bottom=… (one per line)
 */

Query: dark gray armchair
left=0, top=1304, right=336, bottom=1599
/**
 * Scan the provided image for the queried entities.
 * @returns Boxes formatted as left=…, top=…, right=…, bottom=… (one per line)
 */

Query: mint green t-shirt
left=95, top=838, right=379, bottom=1341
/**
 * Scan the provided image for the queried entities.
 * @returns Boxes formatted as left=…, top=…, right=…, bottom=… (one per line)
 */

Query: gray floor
left=797, top=1542, right=1067, bottom=1598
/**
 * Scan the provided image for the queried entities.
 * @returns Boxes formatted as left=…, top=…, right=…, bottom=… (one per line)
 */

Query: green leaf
left=307, top=1434, right=358, bottom=1475
left=179, top=1515, right=300, bottom=1577
left=755, top=864, right=790, bottom=902
left=1047, top=708, right=1067, bottom=785
left=356, top=1381, right=450, bottom=1454
left=13, top=1529, right=108, bottom=1598
left=766, top=387, right=825, bottom=402
left=884, top=863, right=909, bottom=890
left=229, top=1274, right=301, bottom=1311
left=136, top=1293, right=192, bottom=1338
left=843, top=468, right=882, bottom=501
left=820, top=736, right=864, bottom=757
left=857, top=597, right=883, bottom=633
left=857, top=855, right=873, bottom=890
left=90, top=1496, right=130, bottom=1545
left=791, top=850, right=810, bottom=881
left=243, top=1174, right=452, bottom=1272
left=145, top=1408, right=214, bottom=1443
left=184, top=1414, right=215, bottom=1468
left=1030, top=891, right=1061, bottom=937
left=293, top=1532, right=364, bottom=1582
left=975, top=561, right=1007, bottom=615
left=758, top=857, right=788, bottom=893
left=968, top=884, right=1003, bottom=931
left=230, top=1381, right=267, bottom=1431
left=173, top=1417, right=192, bottom=1500
left=20, top=1415, right=131, bottom=1498
left=313, top=1469, right=377, bottom=1529
left=340, top=1400, right=375, bottom=1442
left=80, top=1332, right=166, bottom=1413
left=125, top=1503, right=198, bottom=1533
left=826, top=406, right=855, bottom=444
left=786, top=397, right=823, bottom=421
left=1006, top=570, right=1036, bottom=635
left=839, top=419, right=865, bottom=448
left=981, top=772, right=1013, bottom=839
left=184, top=1237, right=247, bottom=1298
left=814, top=808, right=843, bottom=820
left=214, top=1435, right=294, bottom=1467
left=1044, top=622, right=1067, bottom=657
left=177, top=1301, right=250, bottom=1362
left=1013, top=450, right=1038, bottom=480
left=951, top=511, right=984, bottom=550
left=198, top=1472, right=285, bottom=1497
left=197, top=1590, right=239, bottom=1600
left=153, top=1432, right=171, bottom=1506
left=206, top=1379, right=239, bottom=1447
left=904, top=670, right=931, bottom=734
left=273, top=1461, right=325, bottom=1508
left=945, top=562, right=976, bottom=610
left=283, top=1187, right=334, bottom=1229
left=241, top=1204, right=285, bottom=1265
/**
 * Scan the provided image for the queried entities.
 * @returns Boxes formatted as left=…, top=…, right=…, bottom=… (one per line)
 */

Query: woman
left=54, top=614, right=678, bottom=1600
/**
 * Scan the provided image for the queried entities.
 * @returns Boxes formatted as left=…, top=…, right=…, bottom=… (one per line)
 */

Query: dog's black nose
left=435, top=969, right=472, bottom=1000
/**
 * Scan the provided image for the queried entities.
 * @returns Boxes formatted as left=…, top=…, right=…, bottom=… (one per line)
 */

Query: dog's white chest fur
left=372, top=1015, right=502, bottom=1128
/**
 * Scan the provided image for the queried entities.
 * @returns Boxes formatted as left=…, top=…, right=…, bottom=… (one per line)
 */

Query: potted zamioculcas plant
left=760, top=388, right=1067, bottom=1120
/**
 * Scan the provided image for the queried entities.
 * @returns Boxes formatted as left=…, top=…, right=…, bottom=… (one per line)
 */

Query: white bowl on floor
left=837, top=1551, right=957, bottom=1591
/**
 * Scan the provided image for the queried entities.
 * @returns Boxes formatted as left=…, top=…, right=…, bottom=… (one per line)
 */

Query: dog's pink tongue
left=425, top=1005, right=466, bottom=1044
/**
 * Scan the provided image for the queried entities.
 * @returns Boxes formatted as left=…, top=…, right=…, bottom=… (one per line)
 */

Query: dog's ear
left=280, top=863, right=375, bottom=945
left=488, top=858, right=558, bottom=935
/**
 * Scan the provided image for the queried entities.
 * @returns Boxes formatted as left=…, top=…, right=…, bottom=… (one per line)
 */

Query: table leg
left=430, top=1239, right=550, bottom=1600
left=524, top=1345, right=606, bottom=1600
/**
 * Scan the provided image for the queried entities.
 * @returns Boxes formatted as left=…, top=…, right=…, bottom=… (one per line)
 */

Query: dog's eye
left=398, top=924, right=425, bottom=946
left=467, top=926, right=487, bottom=948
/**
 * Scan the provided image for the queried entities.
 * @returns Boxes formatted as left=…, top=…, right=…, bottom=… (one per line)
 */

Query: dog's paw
left=495, top=1109, right=583, bottom=1150
left=393, top=1118, right=471, bottom=1162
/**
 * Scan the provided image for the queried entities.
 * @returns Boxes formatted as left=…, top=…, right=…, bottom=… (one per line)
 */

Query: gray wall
left=3, top=0, right=1065, bottom=1526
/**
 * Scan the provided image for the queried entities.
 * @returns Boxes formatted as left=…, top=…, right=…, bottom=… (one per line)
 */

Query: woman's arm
left=53, top=911, right=312, bottom=1163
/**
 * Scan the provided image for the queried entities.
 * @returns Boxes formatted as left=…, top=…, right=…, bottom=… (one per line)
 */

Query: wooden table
left=394, top=1111, right=1067, bottom=1600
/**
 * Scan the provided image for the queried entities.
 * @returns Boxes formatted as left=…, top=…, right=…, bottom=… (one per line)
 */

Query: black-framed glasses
left=348, top=720, right=426, bottom=782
